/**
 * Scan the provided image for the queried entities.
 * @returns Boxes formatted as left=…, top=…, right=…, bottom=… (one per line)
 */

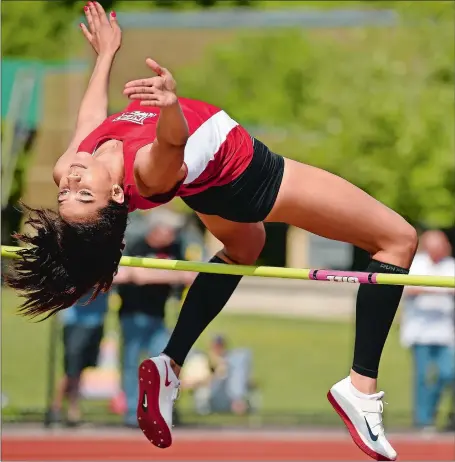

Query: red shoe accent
left=137, top=359, right=172, bottom=449
left=164, top=361, right=172, bottom=387
left=327, top=391, right=393, bottom=462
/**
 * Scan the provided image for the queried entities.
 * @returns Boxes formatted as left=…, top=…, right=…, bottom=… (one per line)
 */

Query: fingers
left=109, top=10, right=120, bottom=30
left=93, top=1, right=109, bottom=24
left=128, top=93, right=161, bottom=101
left=89, top=2, right=101, bottom=30
left=124, top=79, right=148, bottom=89
left=123, top=84, right=162, bottom=102
left=80, top=23, right=93, bottom=42
left=124, top=77, right=161, bottom=89
left=84, top=4, right=95, bottom=34
left=84, top=2, right=112, bottom=34
left=123, top=86, right=158, bottom=96
left=146, top=58, right=168, bottom=77
left=139, top=101, right=161, bottom=107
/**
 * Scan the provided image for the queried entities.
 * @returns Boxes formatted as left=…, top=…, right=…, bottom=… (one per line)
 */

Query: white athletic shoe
left=328, top=377, right=397, bottom=461
left=137, top=355, right=180, bottom=448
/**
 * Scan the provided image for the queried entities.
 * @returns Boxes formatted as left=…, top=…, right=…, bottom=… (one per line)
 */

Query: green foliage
left=178, top=21, right=454, bottom=227
left=1, top=0, right=255, bottom=60
left=2, top=0, right=453, bottom=226
left=367, top=1, right=454, bottom=21
left=1, top=2, right=80, bottom=60
left=2, top=1, right=451, bottom=60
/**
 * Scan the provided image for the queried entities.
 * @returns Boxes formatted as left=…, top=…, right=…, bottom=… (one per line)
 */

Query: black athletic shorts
left=182, top=138, right=284, bottom=223
left=63, top=324, right=104, bottom=378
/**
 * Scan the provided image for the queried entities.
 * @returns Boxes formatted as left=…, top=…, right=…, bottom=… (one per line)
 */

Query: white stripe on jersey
left=183, top=110, right=239, bottom=184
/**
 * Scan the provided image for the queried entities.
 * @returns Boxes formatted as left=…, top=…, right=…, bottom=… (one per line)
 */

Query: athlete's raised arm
left=123, top=59, right=189, bottom=196
left=53, top=2, right=121, bottom=184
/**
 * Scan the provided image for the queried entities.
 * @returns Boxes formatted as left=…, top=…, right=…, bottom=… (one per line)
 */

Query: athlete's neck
left=94, top=140, right=125, bottom=184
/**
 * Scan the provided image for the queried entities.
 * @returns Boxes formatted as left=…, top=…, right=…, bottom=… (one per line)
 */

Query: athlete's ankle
left=170, top=359, right=181, bottom=378
left=160, top=353, right=181, bottom=378
left=350, top=369, right=377, bottom=395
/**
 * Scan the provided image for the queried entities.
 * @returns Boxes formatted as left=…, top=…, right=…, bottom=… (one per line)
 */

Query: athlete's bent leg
left=137, top=216, right=265, bottom=448
left=266, top=158, right=417, bottom=461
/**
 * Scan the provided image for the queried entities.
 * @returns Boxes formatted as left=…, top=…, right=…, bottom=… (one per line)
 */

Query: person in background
left=48, top=291, right=109, bottom=426
left=401, top=230, right=455, bottom=431
left=114, top=209, right=194, bottom=427
left=180, top=334, right=257, bottom=416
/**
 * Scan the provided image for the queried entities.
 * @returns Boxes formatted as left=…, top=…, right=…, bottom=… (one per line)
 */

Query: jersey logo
left=113, top=111, right=157, bottom=125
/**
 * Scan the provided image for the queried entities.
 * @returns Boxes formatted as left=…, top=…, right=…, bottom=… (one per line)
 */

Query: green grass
left=185, top=310, right=416, bottom=424
left=2, top=287, right=452, bottom=427
left=2, top=290, right=54, bottom=409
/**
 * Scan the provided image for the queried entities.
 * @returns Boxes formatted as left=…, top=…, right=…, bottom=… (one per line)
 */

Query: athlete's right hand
left=80, top=2, right=121, bottom=57
left=123, top=59, right=178, bottom=107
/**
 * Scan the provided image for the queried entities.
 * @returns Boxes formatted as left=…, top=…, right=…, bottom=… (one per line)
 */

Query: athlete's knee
left=378, top=219, right=418, bottom=266
left=223, top=227, right=266, bottom=266
left=390, top=221, right=418, bottom=259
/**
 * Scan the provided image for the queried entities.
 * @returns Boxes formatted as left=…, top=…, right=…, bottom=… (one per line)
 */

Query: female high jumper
left=7, top=4, right=416, bottom=461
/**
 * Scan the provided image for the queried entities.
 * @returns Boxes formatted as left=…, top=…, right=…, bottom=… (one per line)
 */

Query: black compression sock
left=352, top=259, right=409, bottom=379
left=163, top=255, right=242, bottom=366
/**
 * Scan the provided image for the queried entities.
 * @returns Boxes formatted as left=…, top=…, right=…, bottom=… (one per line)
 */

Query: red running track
left=2, top=431, right=455, bottom=461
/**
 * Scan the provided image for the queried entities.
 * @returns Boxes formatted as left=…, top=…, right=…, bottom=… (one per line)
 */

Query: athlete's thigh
left=266, top=158, right=410, bottom=254
left=196, top=213, right=265, bottom=264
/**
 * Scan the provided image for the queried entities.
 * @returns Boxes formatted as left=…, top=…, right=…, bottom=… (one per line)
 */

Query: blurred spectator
left=47, top=291, right=109, bottom=426
left=180, top=334, right=259, bottom=416
left=114, top=209, right=195, bottom=427
left=401, top=230, right=455, bottom=431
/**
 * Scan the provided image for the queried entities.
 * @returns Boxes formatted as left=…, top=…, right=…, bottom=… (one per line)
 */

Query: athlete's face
left=58, top=152, right=124, bottom=222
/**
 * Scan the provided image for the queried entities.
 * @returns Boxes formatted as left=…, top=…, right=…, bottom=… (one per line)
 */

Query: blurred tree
left=2, top=2, right=80, bottom=60
left=195, top=0, right=218, bottom=7
left=2, top=0, right=453, bottom=228
left=60, top=0, right=115, bottom=9
left=234, top=0, right=252, bottom=6
left=154, top=0, right=180, bottom=8
left=3, top=1, right=450, bottom=60
left=179, top=19, right=454, bottom=227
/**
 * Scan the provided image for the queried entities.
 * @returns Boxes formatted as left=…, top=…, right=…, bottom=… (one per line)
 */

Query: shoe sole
left=327, top=391, right=395, bottom=461
left=137, top=359, right=172, bottom=449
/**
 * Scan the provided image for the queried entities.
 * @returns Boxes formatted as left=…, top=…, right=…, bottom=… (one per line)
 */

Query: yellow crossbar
left=1, top=245, right=454, bottom=288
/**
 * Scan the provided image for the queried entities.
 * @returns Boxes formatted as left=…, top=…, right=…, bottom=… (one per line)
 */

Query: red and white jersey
left=77, top=98, right=254, bottom=212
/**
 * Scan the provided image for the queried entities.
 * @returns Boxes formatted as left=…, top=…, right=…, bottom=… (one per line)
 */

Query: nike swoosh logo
left=141, top=392, right=148, bottom=412
left=164, top=362, right=172, bottom=387
left=364, top=417, right=379, bottom=441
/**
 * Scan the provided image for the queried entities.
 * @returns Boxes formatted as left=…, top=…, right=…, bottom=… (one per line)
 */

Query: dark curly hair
left=5, top=201, right=129, bottom=319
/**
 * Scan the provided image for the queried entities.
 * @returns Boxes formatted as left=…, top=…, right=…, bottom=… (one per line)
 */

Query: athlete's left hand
left=123, top=58, right=178, bottom=107
left=80, top=2, right=121, bottom=57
